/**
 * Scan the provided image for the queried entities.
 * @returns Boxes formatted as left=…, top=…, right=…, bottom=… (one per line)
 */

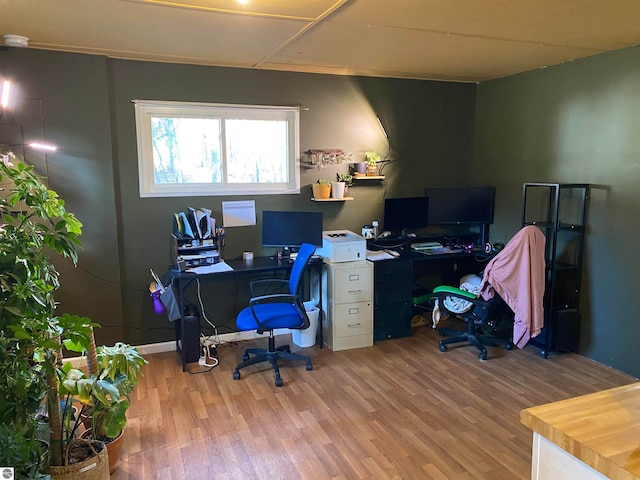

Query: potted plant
left=0, top=153, right=109, bottom=478
left=336, top=173, right=353, bottom=197
left=312, top=179, right=331, bottom=199
left=364, top=151, right=380, bottom=175
left=62, top=335, right=147, bottom=474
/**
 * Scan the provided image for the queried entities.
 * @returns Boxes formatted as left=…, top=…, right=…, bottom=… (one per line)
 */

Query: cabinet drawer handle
left=349, top=274, right=360, bottom=281
left=348, top=308, right=359, bottom=314
left=348, top=289, right=362, bottom=294
left=347, top=322, right=362, bottom=328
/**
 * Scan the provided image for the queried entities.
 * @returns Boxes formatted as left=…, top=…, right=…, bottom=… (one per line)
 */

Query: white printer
left=316, top=230, right=367, bottom=263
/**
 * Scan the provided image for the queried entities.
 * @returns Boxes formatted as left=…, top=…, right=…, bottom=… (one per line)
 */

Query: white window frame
left=134, top=100, right=300, bottom=197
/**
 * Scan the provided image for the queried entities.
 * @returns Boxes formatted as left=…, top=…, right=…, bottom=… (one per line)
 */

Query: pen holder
left=151, top=290, right=166, bottom=315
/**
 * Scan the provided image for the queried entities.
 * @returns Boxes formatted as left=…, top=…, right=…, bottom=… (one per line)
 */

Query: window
left=134, top=100, right=300, bottom=197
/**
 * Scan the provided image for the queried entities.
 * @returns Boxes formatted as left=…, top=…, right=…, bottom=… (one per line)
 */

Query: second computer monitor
left=383, top=196, right=429, bottom=236
left=424, top=186, right=495, bottom=225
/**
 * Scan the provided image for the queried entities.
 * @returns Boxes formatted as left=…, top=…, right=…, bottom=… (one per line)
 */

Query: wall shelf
left=353, top=175, right=385, bottom=181
left=311, top=197, right=354, bottom=202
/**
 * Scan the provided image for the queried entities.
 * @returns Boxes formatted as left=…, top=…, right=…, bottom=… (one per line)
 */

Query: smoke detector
left=3, top=35, right=29, bottom=48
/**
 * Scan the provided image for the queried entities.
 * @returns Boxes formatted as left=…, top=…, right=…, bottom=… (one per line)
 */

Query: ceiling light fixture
left=3, top=34, right=29, bottom=48
left=236, top=0, right=249, bottom=4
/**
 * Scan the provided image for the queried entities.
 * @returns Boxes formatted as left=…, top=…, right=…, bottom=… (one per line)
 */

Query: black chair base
left=438, top=322, right=513, bottom=361
left=233, top=332, right=312, bottom=387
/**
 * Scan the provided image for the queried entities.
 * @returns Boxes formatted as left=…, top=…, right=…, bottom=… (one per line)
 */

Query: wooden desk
left=521, top=382, right=640, bottom=480
left=168, top=256, right=324, bottom=371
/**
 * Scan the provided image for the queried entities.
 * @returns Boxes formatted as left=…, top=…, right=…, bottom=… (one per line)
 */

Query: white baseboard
left=125, top=329, right=291, bottom=357
left=64, top=329, right=290, bottom=364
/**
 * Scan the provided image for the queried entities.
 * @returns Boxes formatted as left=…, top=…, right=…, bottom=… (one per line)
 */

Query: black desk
left=167, top=256, right=324, bottom=371
left=371, top=249, right=491, bottom=341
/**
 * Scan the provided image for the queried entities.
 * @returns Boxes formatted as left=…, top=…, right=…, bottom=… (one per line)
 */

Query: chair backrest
left=289, top=243, right=316, bottom=294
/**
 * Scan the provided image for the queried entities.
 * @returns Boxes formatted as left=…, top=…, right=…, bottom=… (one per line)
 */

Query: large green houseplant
left=0, top=153, right=105, bottom=478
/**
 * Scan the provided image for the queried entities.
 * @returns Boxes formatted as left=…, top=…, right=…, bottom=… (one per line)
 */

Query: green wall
left=6, top=43, right=637, bottom=377
left=1, top=48, right=475, bottom=346
left=474, top=46, right=640, bottom=376
left=109, top=60, right=476, bottom=345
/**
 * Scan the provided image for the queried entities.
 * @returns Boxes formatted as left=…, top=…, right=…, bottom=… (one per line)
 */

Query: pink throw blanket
left=480, top=226, right=546, bottom=348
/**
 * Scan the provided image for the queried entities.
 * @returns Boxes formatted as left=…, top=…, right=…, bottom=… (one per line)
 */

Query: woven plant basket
left=47, top=438, right=110, bottom=480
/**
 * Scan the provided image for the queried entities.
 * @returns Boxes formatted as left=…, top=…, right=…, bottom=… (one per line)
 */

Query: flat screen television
left=262, top=211, right=323, bottom=250
left=424, top=186, right=495, bottom=225
left=383, top=196, right=429, bottom=236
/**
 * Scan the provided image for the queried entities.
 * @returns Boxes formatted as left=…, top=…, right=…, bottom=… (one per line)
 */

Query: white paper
left=187, top=262, right=234, bottom=274
left=222, top=200, right=256, bottom=227
left=366, top=250, right=396, bottom=261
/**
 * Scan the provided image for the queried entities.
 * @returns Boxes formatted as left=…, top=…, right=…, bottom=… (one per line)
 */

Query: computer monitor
left=424, top=186, right=495, bottom=225
left=383, top=196, right=429, bottom=236
left=262, top=211, right=323, bottom=254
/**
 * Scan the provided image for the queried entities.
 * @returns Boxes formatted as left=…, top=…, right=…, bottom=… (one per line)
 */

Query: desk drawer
left=333, top=302, right=373, bottom=337
left=374, top=259, right=411, bottom=285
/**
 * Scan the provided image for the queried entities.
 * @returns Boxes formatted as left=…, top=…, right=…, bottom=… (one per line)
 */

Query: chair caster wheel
left=242, top=353, right=250, bottom=361
left=233, top=371, right=240, bottom=380
left=306, top=363, right=313, bottom=371
left=505, top=342, right=513, bottom=350
left=478, top=351, right=487, bottom=361
left=439, top=344, right=448, bottom=352
left=275, top=377, right=283, bottom=387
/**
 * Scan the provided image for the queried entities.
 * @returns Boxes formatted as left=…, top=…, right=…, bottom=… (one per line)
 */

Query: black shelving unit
left=522, top=183, right=590, bottom=357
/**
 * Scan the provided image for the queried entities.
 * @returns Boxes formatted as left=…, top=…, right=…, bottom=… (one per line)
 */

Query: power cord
left=196, top=277, right=220, bottom=346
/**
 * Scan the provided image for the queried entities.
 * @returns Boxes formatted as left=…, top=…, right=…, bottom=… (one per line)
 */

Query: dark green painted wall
left=109, top=60, right=476, bottom=345
left=1, top=48, right=475, bottom=347
left=474, top=46, right=640, bottom=377
left=5, top=43, right=636, bottom=377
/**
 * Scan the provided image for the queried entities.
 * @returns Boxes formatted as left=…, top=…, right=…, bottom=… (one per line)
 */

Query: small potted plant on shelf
left=364, top=151, right=381, bottom=176
left=312, top=179, right=331, bottom=199
left=336, top=173, right=353, bottom=197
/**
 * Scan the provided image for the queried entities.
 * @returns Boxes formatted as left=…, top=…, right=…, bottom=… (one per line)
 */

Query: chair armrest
left=433, top=285, right=477, bottom=299
left=249, top=293, right=299, bottom=305
left=249, top=278, right=289, bottom=296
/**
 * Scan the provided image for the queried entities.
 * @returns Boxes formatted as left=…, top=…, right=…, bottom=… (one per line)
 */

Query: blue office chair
left=233, top=243, right=316, bottom=387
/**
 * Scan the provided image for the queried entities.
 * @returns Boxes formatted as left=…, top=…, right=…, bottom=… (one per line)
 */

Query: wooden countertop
left=521, top=382, right=640, bottom=480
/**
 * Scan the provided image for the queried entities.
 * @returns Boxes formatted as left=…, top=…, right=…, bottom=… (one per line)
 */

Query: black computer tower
left=175, top=306, right=201, bottom=363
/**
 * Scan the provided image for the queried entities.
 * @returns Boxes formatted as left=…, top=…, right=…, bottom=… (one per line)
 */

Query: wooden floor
left=113, top=321, right=635, bottom=480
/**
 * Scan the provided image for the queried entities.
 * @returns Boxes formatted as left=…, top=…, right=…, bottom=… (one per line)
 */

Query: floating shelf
left=353, top=175, right=385, bottom=180
left=311, top=197, right=354, bottom=202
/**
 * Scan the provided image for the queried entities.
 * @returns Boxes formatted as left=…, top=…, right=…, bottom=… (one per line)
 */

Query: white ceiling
left=2, top=0, right=640, bottom=83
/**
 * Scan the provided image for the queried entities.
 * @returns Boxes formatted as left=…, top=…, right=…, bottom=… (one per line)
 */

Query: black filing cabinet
left=373, top=259, right=412, bottom=341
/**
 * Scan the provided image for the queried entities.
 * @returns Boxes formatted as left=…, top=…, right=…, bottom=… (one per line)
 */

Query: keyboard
left=419, top=246, right=464, bottom=255
left=411, top=241, right=443, bottom=251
